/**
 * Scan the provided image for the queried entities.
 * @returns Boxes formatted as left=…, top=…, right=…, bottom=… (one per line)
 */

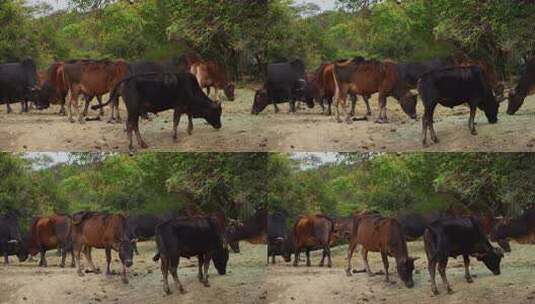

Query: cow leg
left=422, top=112, right=429, bottom=146
left=305, top=249, right=311, bottom=267
left=463, top=255, right=473, bottom=283
left=60, top=246, right=66, bottom=268
left=468, top=104, right=477, bottom=135
left=438, top=259, right=452, bottom=294
left=273, top=103, right=280, bottom=113
left=39, top=248, right=47, bottom=267
left=350, top=94, right=357, bottom=117
left=69, top=247, right=75, bottom=268
left=59, top=97, right=66, bottom=116
left=6, top=102, right=12, bottom=114
left=376, top=94, right=388, bottom=123
left=361, top=248, right=374, bottom=276
left=326, top=245, right=332, bottom=268
left=121, top=261, right=129, bottom=284
left=84, top=247, right=100, bottom=274
left=105, top=247, right=112, bottom=275
left=429, top=105, right=439, bottom=143
left=197, top=255, right=204, bottom=282
left=161, top=256, right=171, bottom=295
left=428, top=259, right=439, bottom=295
left=381, top=252, right=391, bottom=284
left=289, top=98, right=296, bottom=113
left=82, top=96, right=92, bottom=117
left=75, top=244, right=85, bottom=277
left=346, top=240, right=358, bottom=276
left=134, top=118, right=148, bottom=149
left=170, top=256, right=184, bottom=293
left=202, top=255, right=211, bottom=287
left=3, top=251, right=8, bottom=265
left=293, top=247, right=300, bottom=267
left=271, top=254, right=276, bottom=265
left=364, top=95, right=372, bottom=116
left=133, top=242, right=139, bottom=255
left=173, top=111, right=181, bottom=142
left=187, top=114, right=193, bottom=135
left=96, top=96, right=104, bottom=117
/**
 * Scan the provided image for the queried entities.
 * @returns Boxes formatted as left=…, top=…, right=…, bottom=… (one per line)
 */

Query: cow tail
left=153, top=225, right=165, bottom=262
left=426, top=225, right=444, bottom=262
left=29, top=217, right=40, bottom=251
left=331, top=65, right=340, bottom=102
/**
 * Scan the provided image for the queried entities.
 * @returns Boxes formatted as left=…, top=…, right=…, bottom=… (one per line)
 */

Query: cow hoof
left=203, top=282, right=210, bottom=287
left=140, top=142, right=149, bottom=149
left=318, top=263, right=324, bottom=267
left=447, top=288, right=454, bottom=294
left=471, top=130, right=477, bottom=136
left=346, top=270, right=352, bottom=277
left=164, top=287, right=172, bottom=295
left=179, top=287, right=186, bottom=294
left=122, top=278, right=129, bottom=284
left=466, top=277, right=473, bottom=283
left=327, top=264, right=332, bottom=268
left=78, top=271, right=85, bottom=277
left=432, top=290, right=440, bottom=296
left=60, top=264, right=65, bottom=268
left=69, top=119, right=75, bottom=123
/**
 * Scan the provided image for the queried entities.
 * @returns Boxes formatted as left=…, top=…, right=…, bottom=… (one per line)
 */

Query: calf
left=71, top=212, right=136, bottom=284
left=0, top=212, right=28, bottom=264
left=190, top=60, right=235, bottom=102
left=418, top=66, right=500, bottom=146
left=0, top=58, right=39, bottom=113
left=333, top=58, right=417, bottom=124
left=424, top=216, right=504, bottom=295
left=153, top=216, right=229, bottom=294
left=28, top=214, right=74, bottom=268
left=507, top=58, right=535, bottom=114
left=94, top=72, right=222, bottom=152
left=346, top=214, right=418, bottom=288
left=292, top=214, right=334, bottom=267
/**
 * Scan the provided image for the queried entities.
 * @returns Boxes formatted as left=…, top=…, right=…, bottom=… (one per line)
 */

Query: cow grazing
left=28, top=214, right=74, bottom=268
left=507, top=58, right=535, bottom=114
left=424, top=216, right=504, bottom=295
left=94, top=72, right=222, bottom=152
left=346, top=214, right=418, bottom=288
left=190, top=60, right=235, bottom=102
left=225, top=209, right=268, bottom=253
left=292, top=214, right=334, bottom=267
left=0, top=212, right=28, bottom=264
left=492, top=207, right=535, bottom=246
left=126, top=214, right=167, bottom=255
left=0, top=58, right=39, bottom=113
left=267, top=211, right=288, bottom=264
left=71, top=212, right=136, bottom=283
left=251, top=59, right=315, bottom=114
left=418, top=66, right=500, bottom=146
left=333, top=58, right=417, bottom=124
left=153, top=216, right=229, bottom=294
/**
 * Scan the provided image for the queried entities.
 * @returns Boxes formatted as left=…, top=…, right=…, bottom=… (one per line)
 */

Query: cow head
left=212, top=243, right=229, bottom=275
left=224, top=83, right=235, bottom=101
left=507, top=88, right=527, bottom=115
left=202, top=102, right=223, bottom=129
left=479, top=92, right=499, bottom=124
left=400, top=93, right=418, bottom=119
left=251, top=89, right=269, bottom=115
left=6, top=239, right=29, bottom=262
left=396, top=257, right=418, bottom=288
left=118, top=238, right=136, bottom=268
left=490, top=218, right=513, bottom=252
left=475, top=247, right=504, bottom=275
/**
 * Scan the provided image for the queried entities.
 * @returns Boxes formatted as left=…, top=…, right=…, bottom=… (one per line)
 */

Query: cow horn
left=7, top=239, right=18, bottom=244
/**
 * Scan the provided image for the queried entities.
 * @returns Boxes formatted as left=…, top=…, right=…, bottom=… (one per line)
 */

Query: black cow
left=418, top=66, right=500, bottom=146
left=153, top=217, right=229, bottom=295
left=507, top=58, right=535, bottom=115
left=0, top=58, right=39, bottom=113
left=0, top=212, right=28, bottom=264
left=267, top=211, right=288, bottom=264
left=398, top=58, right=454, bottom=89
left=126, top=214, right=167, bottom=255
left=492, top=207, right=535, bottom=245
left=251, top=59, right=315, bottom=114
left=424, top=216, right=504, bottom=295
left=93, top=72, right=222, bottom=152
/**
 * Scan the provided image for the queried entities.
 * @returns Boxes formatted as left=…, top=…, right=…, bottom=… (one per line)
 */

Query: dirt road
left=1, top=86, right=535, bottom=152
left=267, top=242, right=535, bottom=304
left=0, top=242, right=267, bottom=304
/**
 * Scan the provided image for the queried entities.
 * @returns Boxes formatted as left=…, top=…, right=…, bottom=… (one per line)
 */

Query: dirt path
left=266, top=242, right=535, bottom=304
left=0, top=242, right=267, bottom=304
left=1, top=86, right=535, bottom=152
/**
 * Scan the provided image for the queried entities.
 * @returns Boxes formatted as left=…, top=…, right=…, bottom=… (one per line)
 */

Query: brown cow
left=28, top=214, right=74, bottom=268
left=333, top=57, right=417, bottom=124
left=190, top=60, right=235, bottom=103
left=292, top=214, right=334, bottom=267
left=53, top=59, right=128, bottom=124
left=492, top=207, right=535, bottom=247
left=346, top=214, right=418, bottom=288
left=71, top=212, right=136, bottom=284
left=315, top=62, right=371, bottom=116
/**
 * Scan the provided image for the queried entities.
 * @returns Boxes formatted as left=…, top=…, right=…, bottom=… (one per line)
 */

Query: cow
left=126, top=214, right=167, bottom=255
left=0, top=212, right=28, bottom=264
left=332, top=216, right=354, bottom=244
left=251, top=59, right=315, bottom=114
left=507, top=58, right=535, bottom=114
left=0, top=58, right=39, bottom=113
left=153, top=216, right=229, bottom=295
left=190, top=60, right=235, bottom=103
left=225, top=209, right=268, bottom=253
left=492, top=207, right=535, bottom=247
left=424, top=216, right=504, bottom=295
left=418, top=66, right=500, bottom=146
left=49, top=59, right=128, bottom=123
left=346, top=214, right=418, bottom=288
left=93, top=72, right=222, bottom=152
left=267, top=211, right=288, bottom=264
left=28, top=214, right=74, bottom=268
left=71, top=212, right=136, bottom=284
left=333, top=58, right=417, bottom=124
left=312, top=63, right=370, bottom=117
left=292, top=214, right=334, bottom=267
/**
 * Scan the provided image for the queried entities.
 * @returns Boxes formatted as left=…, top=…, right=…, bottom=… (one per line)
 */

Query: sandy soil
left=266, top=242, right=535, bottom=304
left=0, top=242, right=267, bottom=304
left=1, top=86, right=535, bottom=152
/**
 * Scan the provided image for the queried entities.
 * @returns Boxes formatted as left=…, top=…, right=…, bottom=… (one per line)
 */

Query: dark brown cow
left=346, top=214, right=418, bottom=288
left=71, top=212, right=136, bottom=284
left=332, top=216, right=354, bottom=244
left=492, top=207, right=535, bottom=246
left=507, top=58, right=535, bottom=114
left=190, top=61, right=235, bottom=103
left=315, top=62, right=371, bottom=116
left=225, top=209, right=268, bottom=253
left=28, top=214, right=74, bottom=268
left=333, top=58, right=417, bottom=124
left=292, top=214, right=334, bottom=267
left=52, top=59, right=129, bottom=123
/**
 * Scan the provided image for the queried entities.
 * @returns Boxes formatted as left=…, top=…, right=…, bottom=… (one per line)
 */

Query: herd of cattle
left=1, top=207, right=534, bottom=295
left=2, top=55, right=535, bottom=150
